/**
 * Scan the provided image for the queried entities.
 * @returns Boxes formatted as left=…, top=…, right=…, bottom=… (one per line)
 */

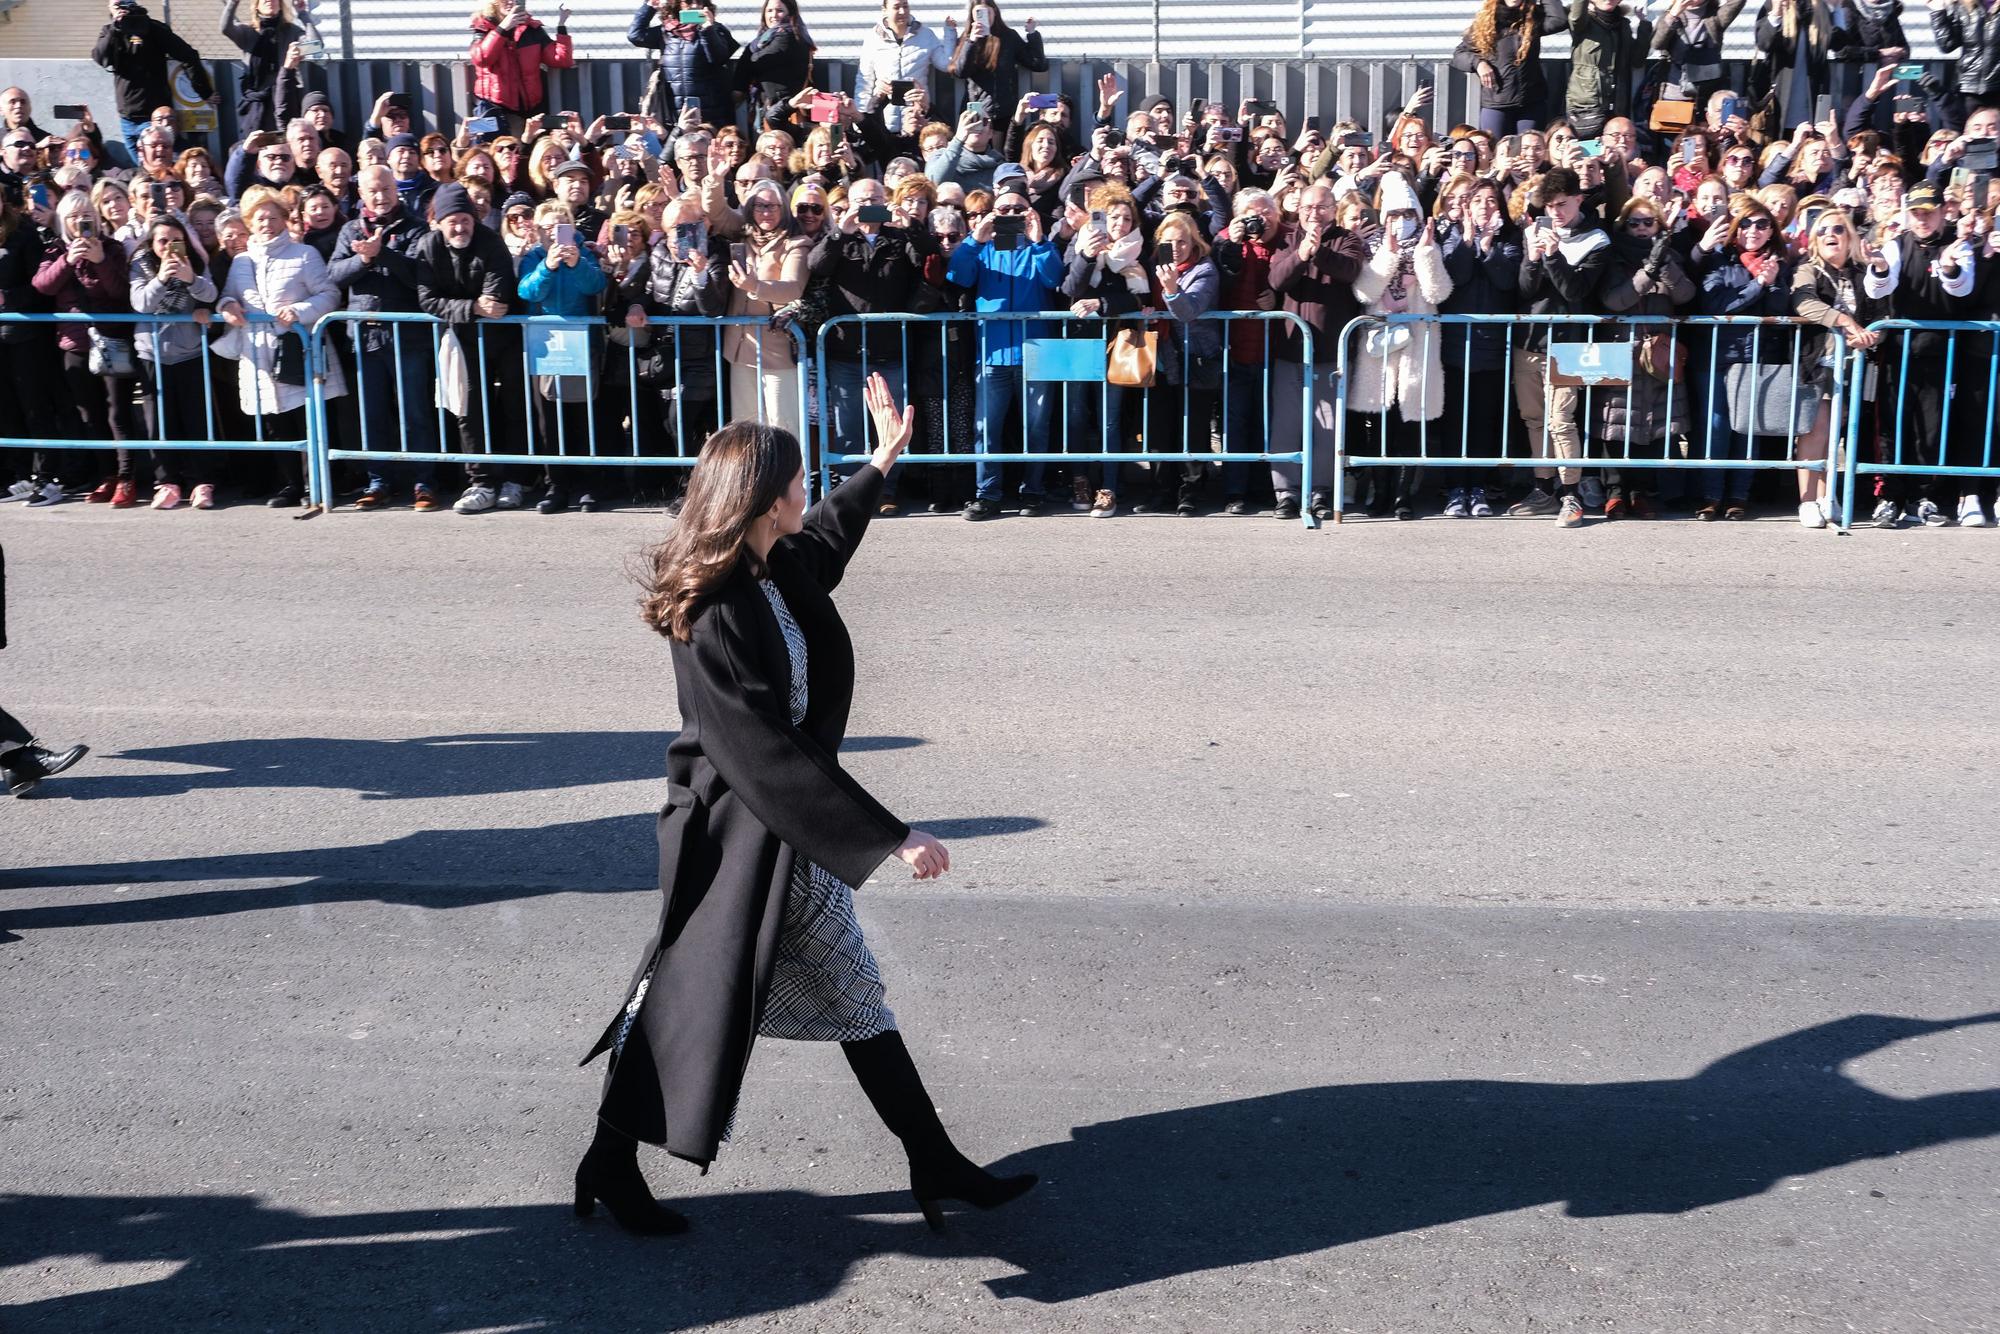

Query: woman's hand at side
left=895, top=829, right=951, bottom=879
left=864, top=370, right=915, bottom=473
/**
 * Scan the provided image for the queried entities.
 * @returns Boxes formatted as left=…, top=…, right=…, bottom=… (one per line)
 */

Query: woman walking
left=577, top=375, right=1035, bottom=1236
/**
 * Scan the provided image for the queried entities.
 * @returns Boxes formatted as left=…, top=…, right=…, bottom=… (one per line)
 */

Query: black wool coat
left=585, top=464, right=909, bottom=1168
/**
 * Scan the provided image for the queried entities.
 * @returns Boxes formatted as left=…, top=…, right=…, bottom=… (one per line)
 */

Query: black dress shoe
left=1015, top=492, right=1046, bottom=517
left=576, top=493, right=599, bottom=513
left=963, top=497, right=1001, bottom=521
left=3, top=742, right=88, bottom=797
left=1274, top=494, right=1301, bottom=521
left=537, top=489, right=568, bottom=515
left=265, top=487, right=301, bottom=509
left=1224, top=498, right=1253, bottom=516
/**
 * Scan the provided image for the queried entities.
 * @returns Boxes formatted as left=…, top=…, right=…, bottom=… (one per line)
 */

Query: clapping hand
left=864, top=370, right=914, bottom=472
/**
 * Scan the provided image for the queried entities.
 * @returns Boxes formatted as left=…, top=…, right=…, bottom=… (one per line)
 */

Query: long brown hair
left=953, top=0, right=1006, bottom=73
left=1464, top=0, right=1539, bottom=60
left=640, top=423, right=804, bottom=642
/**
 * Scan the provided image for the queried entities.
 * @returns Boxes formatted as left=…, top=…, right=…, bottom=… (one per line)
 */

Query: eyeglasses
left=1738, top=218, right=1774, bottom=231
left=1724, top=154, right=1755, bottom=165
left=4, top=141, right=34, bottom=152
left=1624, top=217, right=1659, bottom=229
left=260, top=150, right=291, bottom=160
left=994, top=205, right=1029, bottom=216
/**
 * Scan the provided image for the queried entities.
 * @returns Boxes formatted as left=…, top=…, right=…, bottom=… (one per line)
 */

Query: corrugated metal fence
left=217, top=54, right=1526, bottom=146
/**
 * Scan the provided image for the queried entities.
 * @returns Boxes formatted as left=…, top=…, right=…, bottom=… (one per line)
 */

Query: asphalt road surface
left=2, top=502, right=1996, bottom=1333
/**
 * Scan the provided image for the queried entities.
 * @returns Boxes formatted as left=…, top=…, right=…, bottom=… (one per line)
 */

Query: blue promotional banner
left=527, top=323, right=594, bottom=377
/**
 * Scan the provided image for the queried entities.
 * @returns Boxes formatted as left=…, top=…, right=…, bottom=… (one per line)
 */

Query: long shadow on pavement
left=5, top=1013, right=1994, bottom=1330
left=45, top=732, right=924, bottom=802
left=0, top=812, right=1046, bottom=932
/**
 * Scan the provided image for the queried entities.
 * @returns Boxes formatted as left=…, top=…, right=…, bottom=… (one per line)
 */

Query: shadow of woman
left=4, top=1013, right=1993, bottom=1329
left=973, top=1010, right=2000, bottom=1302
left=47, top=732, right=925, bottom=802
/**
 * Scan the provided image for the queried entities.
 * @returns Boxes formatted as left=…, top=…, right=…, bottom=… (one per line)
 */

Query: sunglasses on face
left=994, top=205, right=1028, bottom=215
left=794, top=202, right=824, bottom=214
left=1625, top=217, right=1659, bottom=228
left=1725, top=154, right=1755, bottom=165
left=1739, top=218, right=1774, bottom=231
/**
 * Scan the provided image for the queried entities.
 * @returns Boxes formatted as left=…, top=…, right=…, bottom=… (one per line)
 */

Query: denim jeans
left=1220, top=364, right=1274, bottom=500
left=973, top=363, right=1053, bottom=502
left=119, top=118, right=152, bottom=157
left=825, top=355, right=905, bottom=495
left=357, top=341, right=438, bottom=493
left=1064, top=380, right=1128, bottom=489
left=1699, top=400, right=1754, bottom=505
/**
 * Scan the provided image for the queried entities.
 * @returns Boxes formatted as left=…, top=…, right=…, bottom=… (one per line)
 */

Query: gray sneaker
left=1508, top=487, right=1560, bottom=516
left=1558, top=494, right=1585, bottom=528
left=1917, top=498, right=1950, bottom=527
left=1469, top=488, right=1495, bottom=518
left=1578, top=476, right=1606, bottom=510
left=496, top=481, right=526, bottom=510
left=1871, top=499, right=1901, bottom=529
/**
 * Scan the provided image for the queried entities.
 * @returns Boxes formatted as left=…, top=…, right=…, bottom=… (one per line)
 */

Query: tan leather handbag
left=1106, top=328, right=1158, bottom=388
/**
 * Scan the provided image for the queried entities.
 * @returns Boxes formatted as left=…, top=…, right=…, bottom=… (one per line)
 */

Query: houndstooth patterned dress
left=613, top=578, right=896, bottom=1061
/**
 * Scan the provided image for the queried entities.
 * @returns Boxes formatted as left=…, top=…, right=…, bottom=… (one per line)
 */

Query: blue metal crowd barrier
left=305, top=312, right=809, bottom=511
left=1332, top=313, right=1846, bottom=521
left=813, top=310, right=1321, bottom=528
left=1838, top=319, right=2000, bottom=533
left=0, top=311, right=321, bottom=506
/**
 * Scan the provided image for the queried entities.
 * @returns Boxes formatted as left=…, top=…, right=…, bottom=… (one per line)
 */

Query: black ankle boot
left=842, top=1031, right=1036, bottom=1232
left=574, top=1121, right=688, bottom=1236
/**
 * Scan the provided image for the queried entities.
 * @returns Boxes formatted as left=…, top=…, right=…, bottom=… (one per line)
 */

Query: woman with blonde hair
left=1151, top=210, right=1225, bottom=515
left=220, top=0, right=304, bottom=134
left=215, top=184, right=349, bottom=507
left=724, top=178, right=811, bottom=439
left=1788, top=206, right=1886, bottom=526
left=1451, top=0, right=1571, bottom=134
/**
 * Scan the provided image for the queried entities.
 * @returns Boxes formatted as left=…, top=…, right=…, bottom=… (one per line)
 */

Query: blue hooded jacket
left=944, top=236, right=1062, bottom=367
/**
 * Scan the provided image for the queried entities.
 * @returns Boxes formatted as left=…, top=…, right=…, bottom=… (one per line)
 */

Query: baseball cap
left=1905, top=183, right=1942, bottom=211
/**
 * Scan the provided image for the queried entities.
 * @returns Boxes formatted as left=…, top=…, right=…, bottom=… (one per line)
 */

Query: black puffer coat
left=1932, top=0, right=2000, bottom=99
left=1451, top=0, right=1571, bottom=114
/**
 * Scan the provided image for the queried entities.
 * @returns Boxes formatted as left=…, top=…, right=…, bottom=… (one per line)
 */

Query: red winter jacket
left=469, top=15, right=575, bottom=115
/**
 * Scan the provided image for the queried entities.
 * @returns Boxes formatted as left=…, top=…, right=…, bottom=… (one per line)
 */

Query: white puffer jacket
left=220, top=236, right=349, bottom=416
left=1347, top=238, right=1453, bottom=422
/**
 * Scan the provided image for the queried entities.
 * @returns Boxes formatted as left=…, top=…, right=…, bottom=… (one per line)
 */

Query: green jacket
left=1566, top=0, right=1652, bottom=117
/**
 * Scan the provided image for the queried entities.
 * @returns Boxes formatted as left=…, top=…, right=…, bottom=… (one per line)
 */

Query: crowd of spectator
left=2, top=0, right=2000, bottom=528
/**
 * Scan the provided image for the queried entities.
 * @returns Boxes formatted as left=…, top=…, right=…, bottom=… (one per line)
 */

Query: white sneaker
left=1797, top=500, right=1827, bottom=529
left=2, top=479, right=36, bottom=502
left=1823, top=497, right=1843, bottom=528
left=1578, top=476, right=1606, bottom=510
left=24, top=481, right=63, bottom=508
left=1917, top=498, right=1950, bottom=527
left=495, top=481, right=525, bottom=510
left=453, top=484, right=496, bottom=514
left=1958, top=495, right=1991, bottom=528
